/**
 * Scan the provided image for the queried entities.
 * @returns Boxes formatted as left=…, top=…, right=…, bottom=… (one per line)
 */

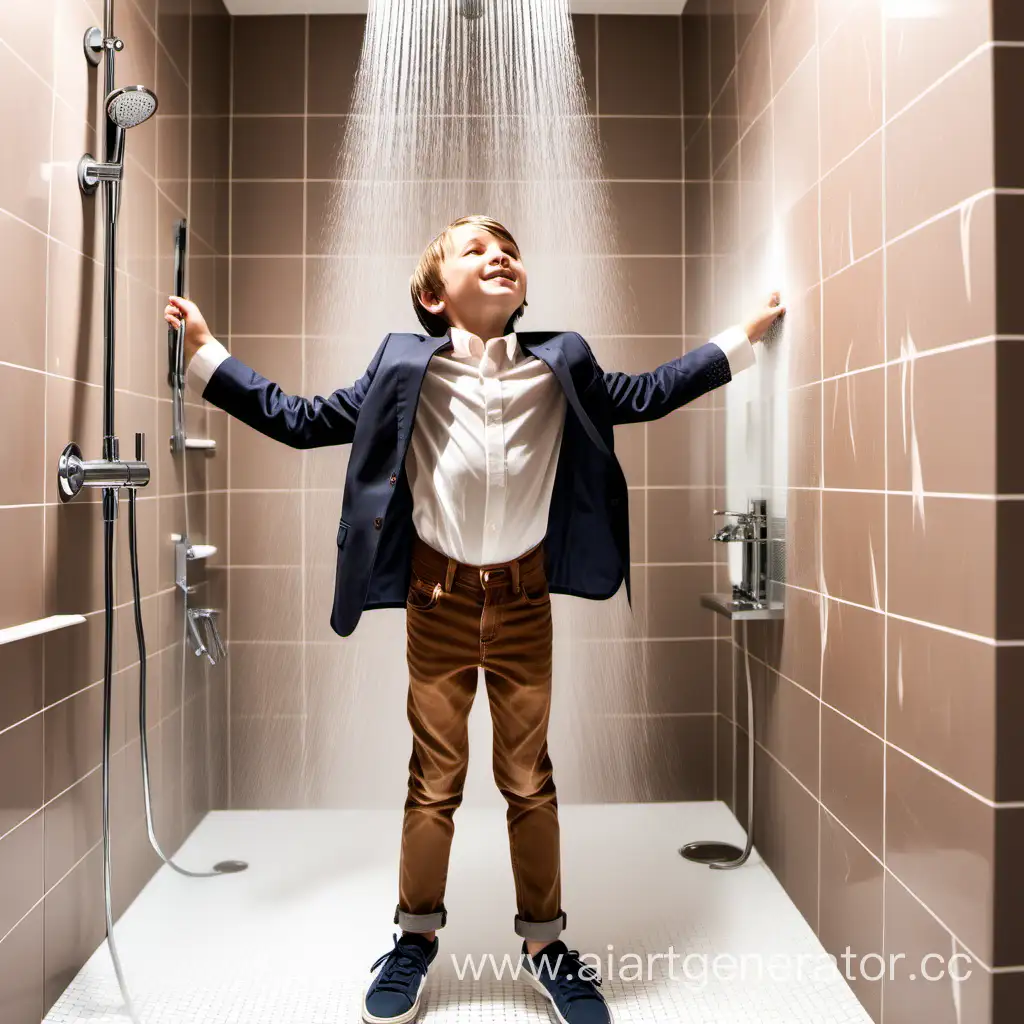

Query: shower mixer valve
left=57, top=432, right=151, bottom=519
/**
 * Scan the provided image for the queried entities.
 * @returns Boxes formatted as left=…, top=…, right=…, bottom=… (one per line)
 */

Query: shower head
left=460, top=0, right=485, bottom=18
left=104, top=85, right=158, bottom=168
left=106, top=85, right=158, bottom=129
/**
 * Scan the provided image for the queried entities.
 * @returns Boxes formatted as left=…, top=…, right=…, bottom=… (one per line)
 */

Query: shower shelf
left=170, top=536, right=217, bottom=560
left=0, top=613, right=87, bottom=647
left=184, top=438, right=217, bottom=451
left=700, top=593, right=784, bottom=621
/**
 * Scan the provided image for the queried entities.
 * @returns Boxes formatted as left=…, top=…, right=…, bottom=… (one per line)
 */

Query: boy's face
left=420, top=224, right=527, bottom=332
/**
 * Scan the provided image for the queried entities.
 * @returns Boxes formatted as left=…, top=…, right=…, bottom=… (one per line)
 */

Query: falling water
left=304, top=0, right=667, bottom=806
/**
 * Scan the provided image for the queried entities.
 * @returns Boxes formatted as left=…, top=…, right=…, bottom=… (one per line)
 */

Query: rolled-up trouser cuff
left=394, top=904, right=447, bottom=932
left=515, top=911, right=567, bottom=941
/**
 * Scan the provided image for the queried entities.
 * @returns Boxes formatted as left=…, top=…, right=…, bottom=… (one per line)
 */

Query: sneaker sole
left=361, top=969, right=429, bottom=1024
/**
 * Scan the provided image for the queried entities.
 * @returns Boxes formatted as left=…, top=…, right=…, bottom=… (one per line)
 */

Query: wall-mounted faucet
left=186, top=607, right=226, bottom=665
left=711, top=499, right=769, bottom=606
left=175, top=535, right=227, bottom=666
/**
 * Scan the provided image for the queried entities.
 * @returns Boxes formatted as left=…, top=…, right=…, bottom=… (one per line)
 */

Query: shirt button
left=389, top=473, right=397, bottom=486
left=398, top=432, right=405, bottom=440
left=374, top=517, right=383, bottom=529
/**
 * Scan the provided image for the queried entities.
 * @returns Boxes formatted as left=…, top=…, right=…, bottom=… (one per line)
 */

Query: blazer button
left=389, top=473, right=397, bottom=486
left=374, top=517, right=383, bottom=529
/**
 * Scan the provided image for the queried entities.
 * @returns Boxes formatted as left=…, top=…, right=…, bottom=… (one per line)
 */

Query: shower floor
left=44, top=803, right=870, bottom=1023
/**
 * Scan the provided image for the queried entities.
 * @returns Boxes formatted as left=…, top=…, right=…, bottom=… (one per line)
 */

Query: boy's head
left=410, top=215, right=528, bottom=337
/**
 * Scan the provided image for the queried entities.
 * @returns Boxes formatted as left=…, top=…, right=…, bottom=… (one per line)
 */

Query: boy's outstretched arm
left=167, top=294, right=388, bottom=449
left=581, top=291, right=785, bottom=426
left=188, top=335, right=389, bottom=449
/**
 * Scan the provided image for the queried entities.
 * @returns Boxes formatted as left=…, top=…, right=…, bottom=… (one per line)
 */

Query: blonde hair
left=410, top=215, right=528, bottom=336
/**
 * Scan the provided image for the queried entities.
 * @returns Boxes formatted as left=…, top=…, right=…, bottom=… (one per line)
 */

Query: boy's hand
left=742, top=291, right=786, bottom=344
left=165, top=295, right=215, bottom=366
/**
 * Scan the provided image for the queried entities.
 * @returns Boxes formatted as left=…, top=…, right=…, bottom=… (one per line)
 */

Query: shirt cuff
left=186, top=338, right=231, bottom=395
left=709, top=324, right=756, bottom=377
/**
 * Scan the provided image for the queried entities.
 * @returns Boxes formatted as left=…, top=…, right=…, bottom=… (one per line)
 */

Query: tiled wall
left=0, top=0, right=230, bottom=1018
left=223, top=12, right=731, bottom=807
left=684, top=0, right=1024, bottom=1021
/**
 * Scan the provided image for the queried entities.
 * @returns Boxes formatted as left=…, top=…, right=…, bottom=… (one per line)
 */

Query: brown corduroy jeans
left=392, top=532, right=567, bottom=942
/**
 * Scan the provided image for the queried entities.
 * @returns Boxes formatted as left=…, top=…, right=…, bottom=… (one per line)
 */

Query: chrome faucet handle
left=712, top=509, right=766, bottom=522
left=185, top=607, right=209, bottom=661
left=191, top=610, right=216, bottom=665
left=195, top=609, right=227, bottom=663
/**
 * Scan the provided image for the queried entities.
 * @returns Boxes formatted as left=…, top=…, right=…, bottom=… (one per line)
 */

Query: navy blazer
left=202, top=329, right=734, bottom=637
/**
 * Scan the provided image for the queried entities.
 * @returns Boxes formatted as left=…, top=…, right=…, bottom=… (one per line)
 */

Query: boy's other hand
left=165, top=295, right=214, bottom=366
left=742, top=291, right=786, bottom=344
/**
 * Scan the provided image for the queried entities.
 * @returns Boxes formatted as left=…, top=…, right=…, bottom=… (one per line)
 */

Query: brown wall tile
left=822, top=250, right=885, bottom=378
left=598, top=16, right=681, bottom=116
left=599, top=118, right=683, bottom=180
left=755, top=666, right=820, bottom=795
left=233, top=15, right=305, bottom=114
left=887, top=617, right=997, bottom=800
left=886, top=746, right=995, bottom=963
left=822, top=598, right=884, bottom=735
left=821, top=490, right=884, bottom=610
left=882, top=870, right=992, bottom=1023
left=683, top=12, right=711, bottom=116
left=997, top=342, right=1024, bottom=494
left=819, top=2, right=882, bottom=176
left=886, top=344, right=997, bottom=496
left=885, top=0, right=991, bottom=117
left=887, top=194, right=996, bottom=357
left=232, top=116, right=305, bottom=179
left=0, top=904, right=43, bottom=1023
left=709, top=7, right=735, bottom=105
left=888, top=494, right=995, bottom=638
left=818, top=806, right=883, bottom=1020
left=231, top=257, right=304, bottom=335
left=769, top=0, right=815, bottom=93
left=736, top=6, right=770, bottom=134
left=821, top=704, right=883, bottom=856
left=995, top=195, right=1024, bottom=336
left=823, top=368, right=885, bottom=491
left=885, top=48, right=993, bottom=242
left=772, top=55, right=818, bottom=214
left=997, top=501, right=1024, bottom=641
left=820, top=131, right=883, bottom=281
left=572, top=15, right=598, bottom=115
left=751, top=744, right=820, bottom=926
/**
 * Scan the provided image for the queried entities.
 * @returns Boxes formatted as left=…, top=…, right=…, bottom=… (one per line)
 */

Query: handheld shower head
left=106, top=84, right=158, bottom=129
left=105, top=85, right=158, bottom=166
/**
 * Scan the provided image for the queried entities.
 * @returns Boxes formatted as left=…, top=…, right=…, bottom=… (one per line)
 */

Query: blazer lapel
left=519, top=335, right=611, bottom=458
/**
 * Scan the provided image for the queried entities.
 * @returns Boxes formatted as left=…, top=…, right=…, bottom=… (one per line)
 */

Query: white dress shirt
left=187, top=324, right=754, bottom=566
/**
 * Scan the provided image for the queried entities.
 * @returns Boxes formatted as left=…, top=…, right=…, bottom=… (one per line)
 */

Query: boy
left=165, top=215, right=784, bottom=1024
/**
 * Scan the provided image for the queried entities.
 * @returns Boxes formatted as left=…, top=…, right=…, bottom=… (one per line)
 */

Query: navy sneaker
left=362, top=932, right=438, bottom=1023
left=520, top=939, right=611, bottom=1024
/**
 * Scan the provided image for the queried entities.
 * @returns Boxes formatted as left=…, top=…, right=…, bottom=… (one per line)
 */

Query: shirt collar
left=449, top=325, right=518, bottom=364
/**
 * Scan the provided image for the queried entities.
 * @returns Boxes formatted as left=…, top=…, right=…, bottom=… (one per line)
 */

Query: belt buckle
left=480, top=566, right=506, bottom=586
